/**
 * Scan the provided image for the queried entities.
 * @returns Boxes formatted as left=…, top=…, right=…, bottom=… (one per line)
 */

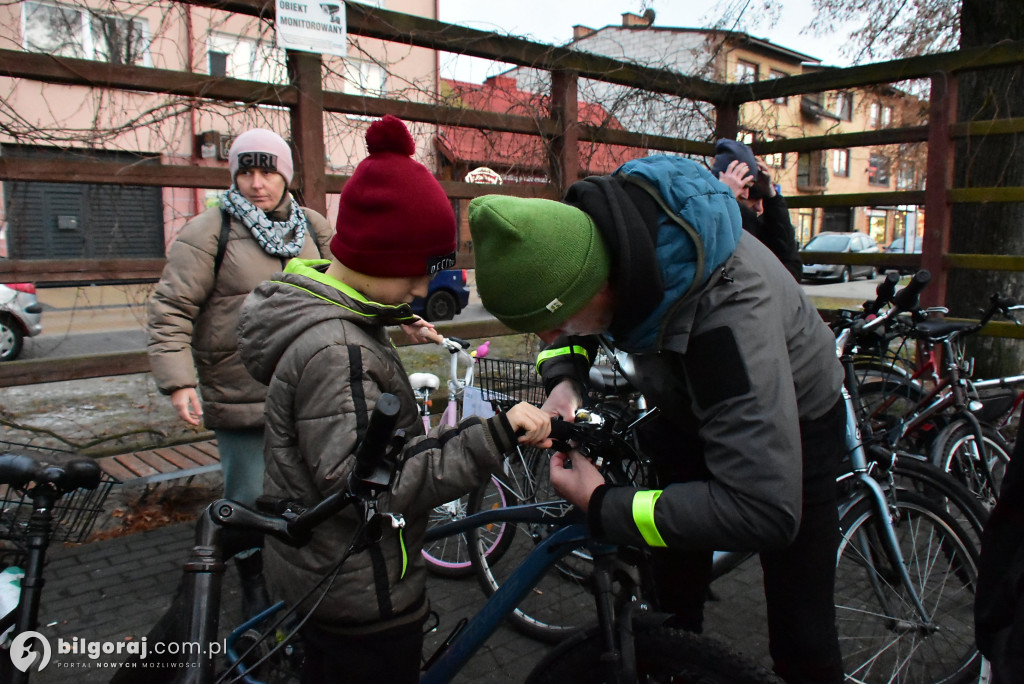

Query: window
left=897, top=165, right=919, bottom=190
left=833, top=92, right=853, bottom=121
left=868, top=153, right=891, bottom=186
left=343, top=58, right=387, bottom=97
left=832, top=149, right=850, bottom=177
left=22, top=1, right=150, bottom=66
left=208, top=33, right=286, bottom=84
left=735, top=59, right=758, bottom=84
left=769, top=69, right=788, bottom=104
left=797, top=150, right=828, bottom=190
left=761, top=134, right=784, bottom=168
left=868, top=102, right=893, bottom=129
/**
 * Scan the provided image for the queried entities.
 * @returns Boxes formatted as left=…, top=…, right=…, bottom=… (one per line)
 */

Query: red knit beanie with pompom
left=330, top=115, right=457, bottom=277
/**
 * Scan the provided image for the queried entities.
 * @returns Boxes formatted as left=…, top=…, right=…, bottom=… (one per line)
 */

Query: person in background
left=146, top=128, right=333, bottom=618
left=711, top=138, right=803, bottom=281
left=468, top=153, right=846, bottom=684
left=237, top=115, right=552, bottom=684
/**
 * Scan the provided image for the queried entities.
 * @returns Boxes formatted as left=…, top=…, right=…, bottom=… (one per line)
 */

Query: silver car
left=801, top=231, right=881, bottom=283
left=0, top=283, right=43, bottom=361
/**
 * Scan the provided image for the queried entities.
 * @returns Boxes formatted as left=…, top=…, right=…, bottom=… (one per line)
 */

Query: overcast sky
left=437, top=0, right=854, bottom=83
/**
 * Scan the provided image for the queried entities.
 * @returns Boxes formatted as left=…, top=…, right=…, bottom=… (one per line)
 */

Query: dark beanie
left=469, top=196, right=611, bottom=333
left=709, top=138, right=767, bottom=197
left=330, top=116, right=457, bottom=277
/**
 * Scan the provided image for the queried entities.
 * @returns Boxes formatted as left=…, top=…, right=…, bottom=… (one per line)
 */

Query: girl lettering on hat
left=146, top=127, right=335, bottom=620
left=236, top=115, right=552, bottom=684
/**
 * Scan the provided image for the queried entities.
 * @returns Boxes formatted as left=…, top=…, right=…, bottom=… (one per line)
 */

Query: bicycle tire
left=526, top=624, right=783, bottom=684
left=855, top=377, right=930, bottom=441
left=422, top=475, right=511, bottom=578
left=834, top=489, right=980, bottom=684
left=470, top=446, right=595, bottom=643
left=888, top=453, right=989, bottom=549
left=930, top=420, right=1012, bottom=508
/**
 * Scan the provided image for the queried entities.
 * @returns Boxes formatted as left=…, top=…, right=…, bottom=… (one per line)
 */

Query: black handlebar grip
left=448, top=336, right=470, bottom=349
left=549, top=419, right=577, bottom=446
left=864, top=271, right=901, bottom=315
left=0, top=453, right=42, bottom=488
left=60, top=459, right=103, bottom=491
left=351, top=393, right=402, bottom=482
left=891, top=270, right=931, bottom=312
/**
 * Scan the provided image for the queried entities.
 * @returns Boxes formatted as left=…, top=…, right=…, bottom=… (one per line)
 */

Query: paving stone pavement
left=26, top=521, right=770, bottom=683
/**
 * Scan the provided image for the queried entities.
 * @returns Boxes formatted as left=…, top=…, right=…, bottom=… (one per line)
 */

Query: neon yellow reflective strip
left=399, top=528, right=408, bottom=579
left=535, top=345, right=591, bottom=374
left=277, top=259, right=416, bottom=322
left=632, top=490, right=667, bottom=548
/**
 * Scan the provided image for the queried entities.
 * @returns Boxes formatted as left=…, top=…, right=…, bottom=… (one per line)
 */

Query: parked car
left=882, top=236, right=923, bottom=274
left=801, top=231, right=881, bottom=283
left=0, top=283, right=43, bottom=361
left=411, top=269, right=470, bottom=321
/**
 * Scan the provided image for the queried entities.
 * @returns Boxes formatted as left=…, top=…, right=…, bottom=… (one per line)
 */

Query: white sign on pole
left=275, top=0, right=347, bottom=58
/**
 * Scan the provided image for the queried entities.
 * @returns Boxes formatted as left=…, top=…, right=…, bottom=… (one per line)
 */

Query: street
left=17, top=276, right=880, bottom=361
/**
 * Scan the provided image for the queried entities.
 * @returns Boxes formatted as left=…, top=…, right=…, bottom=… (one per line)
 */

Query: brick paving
left=20, top=519, right=770, bottom=683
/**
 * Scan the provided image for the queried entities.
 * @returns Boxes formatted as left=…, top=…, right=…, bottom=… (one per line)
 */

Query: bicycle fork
left=842, top=387, right=933, bottom=626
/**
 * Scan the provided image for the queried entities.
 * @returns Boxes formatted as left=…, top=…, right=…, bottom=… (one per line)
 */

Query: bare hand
left=549, top=450, right=605, bottom=511
left=171, top=387, right=203, bottom=426
left=401, top=316, right=442, bottom=344
left=540, top=379, right=582, bottom=422
left=719, top=160, right=753, bottom=199
left=505, top=402, right=554, bottom=447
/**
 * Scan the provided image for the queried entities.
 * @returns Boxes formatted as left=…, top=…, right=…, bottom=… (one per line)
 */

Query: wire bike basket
left=0, top=441, right=117, bottom=547
left=475, top=358, right=546, bottom=410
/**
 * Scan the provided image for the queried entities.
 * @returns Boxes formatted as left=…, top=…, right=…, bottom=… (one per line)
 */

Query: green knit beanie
left=469, top=195, right=611, bottom=333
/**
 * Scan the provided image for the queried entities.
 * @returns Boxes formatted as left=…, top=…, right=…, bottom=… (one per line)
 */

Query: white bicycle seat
left=408, top=372, right=441, bottom=391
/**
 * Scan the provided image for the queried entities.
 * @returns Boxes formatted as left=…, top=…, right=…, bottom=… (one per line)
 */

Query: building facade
left=0, top=0, right=441, bottom=260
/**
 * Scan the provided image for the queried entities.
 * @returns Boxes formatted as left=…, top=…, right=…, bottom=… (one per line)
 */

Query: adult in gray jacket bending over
left=468, top=155, right=847, bottom=684
left=146, top=128, right=332, bottom=617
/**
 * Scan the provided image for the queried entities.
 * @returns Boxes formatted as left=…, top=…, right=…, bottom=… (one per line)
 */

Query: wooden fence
left=2, top=0, right=1024, bottom=387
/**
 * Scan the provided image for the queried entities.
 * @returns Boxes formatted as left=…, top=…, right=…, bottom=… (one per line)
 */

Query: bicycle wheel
left=931, top=420, right=1012, bottom=508
left=855, top=377, right=929, bottom=440
left=422, top=475, right=511, bottom=578
left=470, top=446, right=595, bottom=643
left=526, top=624, right=783, bottom=684
left=834, top=489, right=980, bottom=684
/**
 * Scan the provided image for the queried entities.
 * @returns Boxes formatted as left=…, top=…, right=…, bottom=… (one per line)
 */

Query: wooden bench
left=96, top=439, right=221, bottom=485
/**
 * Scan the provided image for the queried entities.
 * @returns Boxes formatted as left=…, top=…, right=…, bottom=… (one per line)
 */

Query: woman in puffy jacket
left=146, top=128, right=333, bottom=618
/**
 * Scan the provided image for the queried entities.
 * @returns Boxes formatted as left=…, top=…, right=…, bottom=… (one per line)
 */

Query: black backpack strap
left=214, top=209, right=232, bottom=277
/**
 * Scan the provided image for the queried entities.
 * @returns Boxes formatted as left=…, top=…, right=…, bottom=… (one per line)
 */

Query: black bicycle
left=0, top=442, right=117, bottom=684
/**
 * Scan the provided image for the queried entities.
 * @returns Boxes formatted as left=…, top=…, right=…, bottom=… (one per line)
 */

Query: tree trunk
left=949, top=0, right=1024, bottom=376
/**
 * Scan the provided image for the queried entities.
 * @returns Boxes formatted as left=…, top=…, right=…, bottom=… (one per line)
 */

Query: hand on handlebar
left=401, top=316, right=442, bottom=344
left=505, top=402, right=554, bottom=448
left=541, top=378, right=583, bottom=422
left=549, top=450, right=605, bottom=512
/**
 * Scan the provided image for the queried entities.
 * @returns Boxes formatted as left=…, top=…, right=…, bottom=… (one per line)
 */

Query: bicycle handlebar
left=863, top=270, right=901, bottom=316
left=890, top=270, right=931, bottom=313
left=0, top=452, right=102, bottom=492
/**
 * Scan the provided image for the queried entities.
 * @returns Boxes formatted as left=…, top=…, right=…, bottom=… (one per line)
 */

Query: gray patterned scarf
left=221, top=187, right=308, bottom=258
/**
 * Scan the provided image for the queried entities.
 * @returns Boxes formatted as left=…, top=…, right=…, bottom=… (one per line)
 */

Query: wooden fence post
left=550, top=70, right=580, bottom=197
left=715, top=103, right=739, bottom=142
left=921, top=71, right=958, bottom=308
left=287, top=50, right=327, bottom=216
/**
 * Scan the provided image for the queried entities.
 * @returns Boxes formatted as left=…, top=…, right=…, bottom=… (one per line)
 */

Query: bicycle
left=469, top=271, right=986, bottom=683
left=844, top=287, right=1024, bottom=505
left=410, top=334, right=514, bottom=578
left=0, top=442, right=117, bottom=684
left=112, top=394, right=783, bottom=684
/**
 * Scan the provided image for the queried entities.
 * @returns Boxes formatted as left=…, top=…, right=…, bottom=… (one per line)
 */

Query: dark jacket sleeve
left=536, top=335, right=600, bottom=396
left=742, top=195, right=802, bottom=282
